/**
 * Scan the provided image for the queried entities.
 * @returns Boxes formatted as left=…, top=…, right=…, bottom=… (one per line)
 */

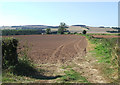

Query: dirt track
left=12, top=35, right=87, bottom=64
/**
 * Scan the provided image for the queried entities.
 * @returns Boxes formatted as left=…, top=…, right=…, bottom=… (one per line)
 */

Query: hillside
left=87, top=27, right=118, bottom=33
left=1, top=25, right=119, bottom=34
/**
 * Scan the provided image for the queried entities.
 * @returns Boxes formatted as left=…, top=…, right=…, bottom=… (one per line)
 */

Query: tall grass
left=83, top=34, right=119, bottom=83
left=57, top=69, right=89, bottom=83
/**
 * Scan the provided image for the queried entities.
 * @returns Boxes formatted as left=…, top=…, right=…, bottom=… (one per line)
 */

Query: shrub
left=82, top=30, right=87, bottom=34
left=2, top=37, right=18, bottom=69
left=46, top=28, right=51, bottom=34
left=74, top=32, right=77, bottom=34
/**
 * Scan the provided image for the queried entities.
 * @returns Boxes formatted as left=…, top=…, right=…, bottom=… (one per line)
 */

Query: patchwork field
left=87, top=27, right=118, bottom=33
left=51, top=26, right=118, bottom=34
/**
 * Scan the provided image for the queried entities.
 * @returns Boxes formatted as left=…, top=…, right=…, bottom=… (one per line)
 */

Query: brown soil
left=92, top=35, right=120, bottom=38
left=8, top=35, right=87, bottom=64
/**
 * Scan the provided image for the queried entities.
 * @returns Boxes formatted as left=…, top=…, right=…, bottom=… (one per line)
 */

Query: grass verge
left=81, top=34, right=119, bottom=83
left=57, top=69, right=89, bottom=83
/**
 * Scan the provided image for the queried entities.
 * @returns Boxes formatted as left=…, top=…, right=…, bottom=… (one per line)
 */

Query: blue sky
left=0, top=2, right=118, bottom=27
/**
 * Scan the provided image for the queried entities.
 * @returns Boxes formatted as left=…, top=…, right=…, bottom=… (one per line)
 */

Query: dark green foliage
left=46, top=28, right=51, bottom=34
left=58, top=22, right=67, bottom=34
left=74, top=32, right=77, bottom=34
left=2, top=29, right=44, bottom=36
left=82, top=30, right=87, bottom=34
left=2, top=37, right=18, bottom=69
left=68, top=32, right=71, bottom=34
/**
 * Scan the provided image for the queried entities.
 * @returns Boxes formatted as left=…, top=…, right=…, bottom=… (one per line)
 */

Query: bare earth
left=7, top=35, right=109, bottom=83
left=12, top=35, right=86, bottom=64
left=92, top=35, right=120, bottom=38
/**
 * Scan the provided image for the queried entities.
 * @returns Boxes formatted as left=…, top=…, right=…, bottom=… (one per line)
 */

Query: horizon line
left=0, top=24, right=118, bottom=27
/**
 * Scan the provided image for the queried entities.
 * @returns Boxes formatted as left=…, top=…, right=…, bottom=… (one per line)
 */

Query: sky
left=0, top=1, right=118, bottom=27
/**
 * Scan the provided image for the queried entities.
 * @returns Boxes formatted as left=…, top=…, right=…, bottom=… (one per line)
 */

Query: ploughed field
left=92, top=35, right=120, bottom=38
left=7, top=35, right=87, bottom=64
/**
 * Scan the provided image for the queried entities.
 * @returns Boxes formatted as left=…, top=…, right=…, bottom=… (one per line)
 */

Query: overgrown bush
left=2, top=37, right=18, bottom=69
left=82, top=30, right=87, bottom=34
left=74, top=32, right=77, bottom=34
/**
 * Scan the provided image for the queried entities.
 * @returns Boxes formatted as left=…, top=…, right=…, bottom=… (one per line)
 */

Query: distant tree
left=74, top=32, right=77, bottom=34
left=68, top=32, right=71, bottom=34
left=82, top=30, right=87, bottom=34
left=46, top=28, right=51, bottom=34
left=58, top=22, right=67, bottom=34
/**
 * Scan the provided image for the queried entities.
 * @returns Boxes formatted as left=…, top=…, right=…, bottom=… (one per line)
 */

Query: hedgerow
left=2, top=29, right=44, bottom=36
left=2, top=37, right=18, bottom=69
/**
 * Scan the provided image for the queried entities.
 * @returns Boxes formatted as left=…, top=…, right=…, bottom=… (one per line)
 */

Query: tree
left=46, top=28, right=51, bottom=34
left=58, top=22, right=67, bottom=34
left=82, top=30, right=87, bottom=34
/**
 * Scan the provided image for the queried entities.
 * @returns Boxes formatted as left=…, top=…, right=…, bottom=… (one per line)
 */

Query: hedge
left=2, top=37, right=18, bottom=69
left=2, top=29, right=44, bottom=36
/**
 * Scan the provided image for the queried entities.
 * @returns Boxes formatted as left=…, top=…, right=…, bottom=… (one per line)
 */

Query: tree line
left=2, top=29, right=44, bottom=36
